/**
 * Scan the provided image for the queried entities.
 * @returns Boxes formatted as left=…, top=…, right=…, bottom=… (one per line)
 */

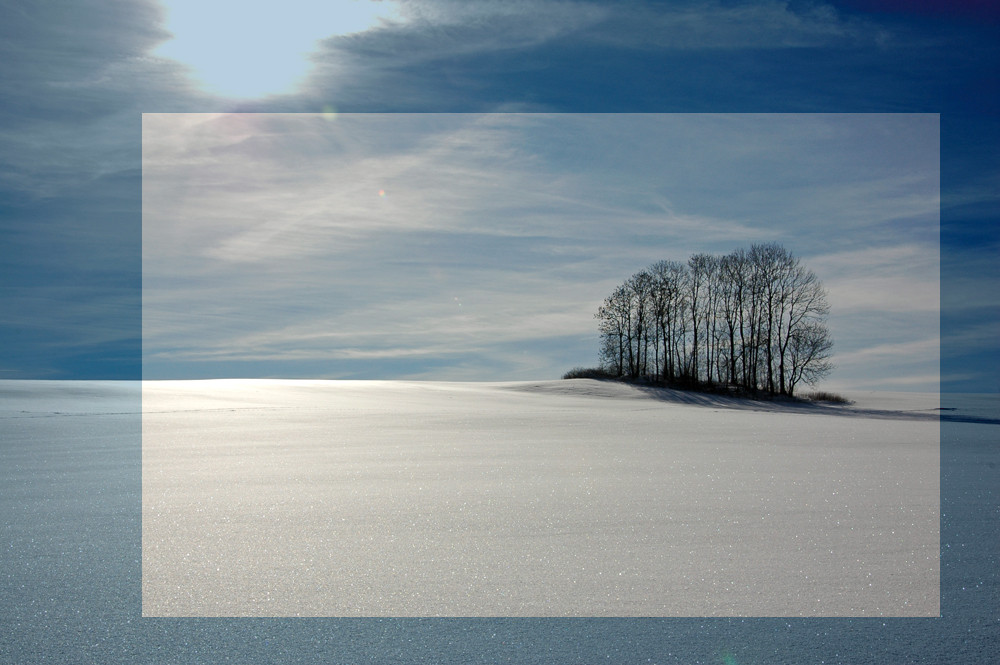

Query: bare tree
left=776, top=262, right=830, bottom=395
left=786, top=321, right=834, bottom=394
left=686, top=254, right=713, bottom=384
left=718, top=251, right=746, bottom=386
left=626, top=270, right=655, bottom=378
left=596, top=285, right=629, bottom=376
left=649, top=260, right=687, bottom=382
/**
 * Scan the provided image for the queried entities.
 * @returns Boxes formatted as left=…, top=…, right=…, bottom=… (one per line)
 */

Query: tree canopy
left=595, top=244, right=833, bottom=397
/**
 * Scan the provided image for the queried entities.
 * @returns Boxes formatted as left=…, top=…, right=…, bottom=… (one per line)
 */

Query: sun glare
left=154, top=0, right=401, bottom=99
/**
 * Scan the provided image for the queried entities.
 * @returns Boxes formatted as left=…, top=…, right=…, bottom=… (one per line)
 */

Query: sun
left=153, top=0, right=402, bottom=99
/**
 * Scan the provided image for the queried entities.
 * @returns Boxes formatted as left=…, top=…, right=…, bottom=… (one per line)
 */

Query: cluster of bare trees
left=596, top=243, right=833, bottom=396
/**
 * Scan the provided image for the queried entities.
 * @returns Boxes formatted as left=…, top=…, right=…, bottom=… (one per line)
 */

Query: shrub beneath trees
left=803, top=391, right=853, bottom=404
left=562, top=367, right=617, bottom=380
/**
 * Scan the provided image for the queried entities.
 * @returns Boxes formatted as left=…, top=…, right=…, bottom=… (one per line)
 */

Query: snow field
left=141, top=379, right=939, bottom=617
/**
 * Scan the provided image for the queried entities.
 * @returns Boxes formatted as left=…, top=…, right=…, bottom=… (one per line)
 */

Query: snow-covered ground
left=140, top=379, right=943, bottom=617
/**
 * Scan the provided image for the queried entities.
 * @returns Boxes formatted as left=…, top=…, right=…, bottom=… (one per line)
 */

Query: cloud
left=143, top=113, right=752, bottom=274
left=813, top=244, right=940, bottom=315
left=292, top=0, right=896, bottom=110
left=321, top=0, right=885, bottom=64
left=0, top=0, right=209, bottom=199
left=821, top=333, right=941, bottom=392
left=942, top=242, right=1000, bottom=312
left=0, top=284, right=137, bottom=347
left=332, top=0, right=609, bottom=57
left=807, top=242, right=939, bottom=391
left=833, top=336, right=940, bottom=366
left=141, top=113, right=941, bottom=384
left=941, top=321, right=1000, bottom=359
left=591, top=0, right=889, bottom=50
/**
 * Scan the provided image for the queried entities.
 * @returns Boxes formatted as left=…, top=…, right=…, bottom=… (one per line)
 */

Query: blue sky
left=2, top=0, right=997, bottom=391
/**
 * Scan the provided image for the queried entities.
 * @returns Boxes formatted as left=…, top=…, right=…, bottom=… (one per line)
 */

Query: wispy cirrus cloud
left=321, top=0, right=887, bottom=64
left=589, top=0, right=890, bottom=50
left=813, top=244, right=940, bottom=315
left=143, top=113, right=940, bottom=387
